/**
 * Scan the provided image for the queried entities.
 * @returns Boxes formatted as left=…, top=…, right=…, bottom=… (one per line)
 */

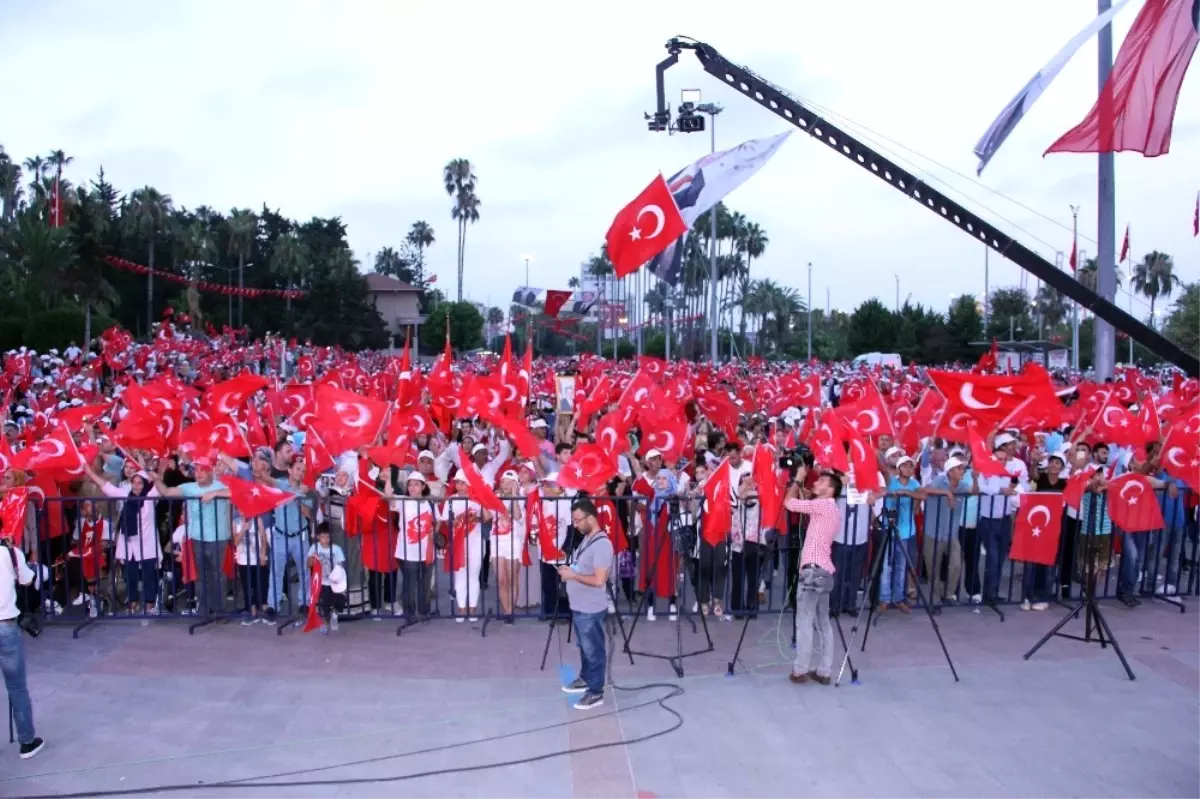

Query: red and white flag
left=1010, top=493, right=1065, bottom=566
left=1046, top=0, right=1199, bottom=157
left=604, top=174, right=688, bottom=278
left=701, top=458, right=733, bottom=546
left=1119, top=224, right=1130, bottom=262
left=1068, top=238, right=1078, bottom=272
left=1106, top=473, right=1166, bottom=533
left=224, top=474, right=297, bottom=519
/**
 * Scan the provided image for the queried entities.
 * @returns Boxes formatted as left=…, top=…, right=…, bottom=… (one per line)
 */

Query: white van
left=851, top=352, right=902, bottom=369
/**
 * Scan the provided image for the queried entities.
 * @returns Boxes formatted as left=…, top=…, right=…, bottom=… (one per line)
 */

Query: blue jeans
left=123, top=558, right=159, bottom=606
left=268, top=532, right=310, bottom=612
left=978, top=516, right=1012, bottom=603
left=0, top=621, right=35, bottom=744
left=879, top=535, right=917, bottom=604
left=572, top=610, right=606, bottom=695
left=1118, top=531, right=1145, bottom=596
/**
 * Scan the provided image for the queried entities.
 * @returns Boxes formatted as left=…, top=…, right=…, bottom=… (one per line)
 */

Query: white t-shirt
left=0, top=544, right=35, bottom=621
left=393, top=498, right=437, bottom=563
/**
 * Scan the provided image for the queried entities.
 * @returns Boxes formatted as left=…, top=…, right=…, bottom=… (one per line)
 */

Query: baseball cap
left=994, top=433, right=1016, bottom=448
left=944, top=456, right=967, bottom=472
left=645, top=449, right=662, bottom=460
left=471, top=443, right=489, bottom=456
left=193, top=456, right=215, bottom=470
left=406, top=471, right=427, bottom=484
left=885, top=446, right=904, bottom=460
left=418, top=449, right=435, bottom=461
left=500, top=469, right=519, bottom=483
left=896, top=456, right=915, bottom=468
left=529, top=418, right=547, bottom=429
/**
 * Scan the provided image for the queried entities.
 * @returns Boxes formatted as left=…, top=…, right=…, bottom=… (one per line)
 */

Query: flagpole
left=1094, top=0, right=1118, bottom=381
left=1126, top=228, right=1134, bottom=364
left=1070, top=205, right=1080, bottom=371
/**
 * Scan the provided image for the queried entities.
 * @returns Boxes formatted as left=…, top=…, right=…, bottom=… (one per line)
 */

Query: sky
left=2, top=0, right=1197, bottom=323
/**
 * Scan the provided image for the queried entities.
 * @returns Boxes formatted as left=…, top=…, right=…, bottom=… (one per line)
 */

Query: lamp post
left=696, top=101, right=723, bottom=364
left=894, top=274, right=900, bottom=312
left=1070, top=205, right=1081, bottom=371
left=806, top=262, right=813, bottom=360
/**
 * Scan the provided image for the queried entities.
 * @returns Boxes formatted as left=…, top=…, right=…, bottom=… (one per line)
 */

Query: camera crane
left=647, top=37, right=1199, bottom=377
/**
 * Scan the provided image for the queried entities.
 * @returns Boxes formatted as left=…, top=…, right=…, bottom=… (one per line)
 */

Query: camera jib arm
left=647, top=37, right=1199, bottom=377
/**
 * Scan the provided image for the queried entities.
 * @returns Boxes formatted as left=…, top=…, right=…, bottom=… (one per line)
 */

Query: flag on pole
left=49, top=176, right=63, bottom=228
left=1194, top=191, right=1199, bottom=236
left=645, top=132, right=791, bottom=285
left=1120, top=224, right=1130, bottom=262
left=1046, top=0, right=1200, bottom=157
left=604, top=174, right=688, bottom=278
left=1068, top=238, right=1078, bottom=272
left=973, top=0, right=1133, bottom=175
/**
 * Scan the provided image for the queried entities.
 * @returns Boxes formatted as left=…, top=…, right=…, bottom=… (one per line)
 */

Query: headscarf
left=119, top=472, right=152, bottom=539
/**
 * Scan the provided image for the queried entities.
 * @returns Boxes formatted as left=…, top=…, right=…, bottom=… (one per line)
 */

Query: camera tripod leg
left=725, top=537, right=779, bottom=677
left=836, top=528, right=888, bottom=685
left=895, top=531, right=959, bottom=682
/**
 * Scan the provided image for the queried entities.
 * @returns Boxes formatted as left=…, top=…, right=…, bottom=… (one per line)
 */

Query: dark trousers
left=831, top=541, right=868, bottom=613
left=958, top=525, right=982, bottom=598
left=366, top=569, right=397, bottom=610
left=730, top=542, right=765, bottom=615
left=240, top=564, right=269, bottom=609
left=399, top=561, right=431, bottom=617
left=978, top=516, right=1012, bottom=603
left=1059, top=516, right=1079, bottom=596
left=123, top=559, right=159, bottom=606
left=318, top=585, right=347, bottom=620
left=540, top=561, right=570, bottom=618
left=697, top=540, right=728, bottom=605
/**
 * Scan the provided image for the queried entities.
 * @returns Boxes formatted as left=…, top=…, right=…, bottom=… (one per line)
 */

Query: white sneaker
left=71, top=594, right=85, bottom=607
left=394, top=606, right=404, bottom=617
left=1031, top=602, right=1049, bottom=611
left=456, top=616, right=465, bottom=624
left=1166, top=584, right=1178, bottom=595
left=330, top=612, right=339, bottom=631
left=668, top=604, right=678, bottom=621
left=468, top=616, right=478, bottom=622
left=1020, top=600, right=1032, bottom=611
left=691, top=601, right=699, bottom=613
left=646, top=607, right=656, bottom=622
left=606, top=598, right=616, bottom=614
left=970, top=594, right=983, bottom=605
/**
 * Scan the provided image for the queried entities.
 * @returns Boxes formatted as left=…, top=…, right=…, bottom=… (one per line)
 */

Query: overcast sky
left=2, top=0, right=1196, bottom=321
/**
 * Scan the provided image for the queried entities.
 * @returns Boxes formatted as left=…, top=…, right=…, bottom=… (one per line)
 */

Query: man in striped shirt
left=784, top=468, right=844, bottom=685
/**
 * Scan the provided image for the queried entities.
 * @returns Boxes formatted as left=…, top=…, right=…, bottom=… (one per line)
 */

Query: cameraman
left=557, top=498, right=612, bottom=711
left=2, top=534, right=45, bottom=759
left=783, top=468, right=843, bottom=686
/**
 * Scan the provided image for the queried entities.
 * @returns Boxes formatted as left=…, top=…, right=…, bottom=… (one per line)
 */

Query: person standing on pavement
left=558, top=498, right=613, bottom=710
left=1, top=533, right=45, bottom=759
left=784, top=468, right=843, bottom=686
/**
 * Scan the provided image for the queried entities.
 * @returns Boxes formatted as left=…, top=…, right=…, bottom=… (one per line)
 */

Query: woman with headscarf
left=84, top=463, right=161, bottom=614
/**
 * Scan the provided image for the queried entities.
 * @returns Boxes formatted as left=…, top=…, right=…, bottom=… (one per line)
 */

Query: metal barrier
left=11, top=486, right=1196, bottom=637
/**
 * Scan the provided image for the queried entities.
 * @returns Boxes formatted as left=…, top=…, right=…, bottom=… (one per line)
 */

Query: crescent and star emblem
left=630, top=205, right=666, bottom=241
left=960, top=383, right=1000, bottom=411
left=1027, top=505, right=1051, bottom=536
left=1118, top=479, right=1143, bottom=504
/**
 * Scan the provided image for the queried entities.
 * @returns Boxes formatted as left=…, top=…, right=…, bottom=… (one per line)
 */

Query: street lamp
left=696, top=101, right=723, bottom=364
left=522, top=254, right=533, bottom=287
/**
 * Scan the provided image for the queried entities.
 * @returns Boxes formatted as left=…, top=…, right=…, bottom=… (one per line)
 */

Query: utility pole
left=1070, top=205, right=1081, bottom=371
left=697, top=102, right=723, bottom=364
left=894, top=274, right=900, bottom=313
left=807, top=262, right=813, bottom=360
left=983, top=245, right=990, bottom=329
left=1094, top=0, right=1117, bottom=380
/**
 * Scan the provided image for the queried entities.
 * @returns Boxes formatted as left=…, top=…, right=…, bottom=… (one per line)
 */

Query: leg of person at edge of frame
left=452, top=529, right=484, bottom=622
left=782, top=469, right=842, bottom=686
left=558, top=499, right=613, bottom=710
left=2, top=540, right=45, bottom=759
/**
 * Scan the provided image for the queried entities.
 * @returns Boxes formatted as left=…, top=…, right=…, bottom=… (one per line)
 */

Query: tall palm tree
left=1033, top=283, right=1069, bottom=331
left=22, top=156, right=46, bottom=198
left=45, top=149, right=73, bottom=178
left=1131, top=251, right=1179, bottom=328
left=567, top=276, right=581, bottom=289
left=1077, top=257, right=1123, bottom=294
left=269, top=230, right=307, bottom=322
left=226, top=207, right=257, bottom=327
left=126, top=187, right=173, bottom=333
left=443, top=159, right=480, bottom=302
left=405, top=220, right=435, bottom=283
left=0, top=147, right=22, bottom=222
left=182, top=217, right=215, bottom=327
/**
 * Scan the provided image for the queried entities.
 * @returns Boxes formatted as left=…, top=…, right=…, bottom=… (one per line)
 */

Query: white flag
left=973, top=0, right=1132, bottom=175
left=649, top=131, right=791, bottom=285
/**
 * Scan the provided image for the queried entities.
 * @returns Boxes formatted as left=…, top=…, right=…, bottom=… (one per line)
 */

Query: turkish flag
left=311, top=384, right=388, bottom=452
left=458, top=459, right=506, bottom=515
left=809, top=411, right=850, bottom=474
left=605, top=174, right=688, bottom=278
left=967, top=424, right=1009, bottom=478
left=0, top=488, right=30, bottom=546
left=1010, top=493, right=1065, bottom=566
left=1107, top=473, right=1166, bottom=533
left=1120, top=224, right=1130, bottom=262
left=543, top=290, right=573, bottom=319
left=701, top=458, right=733, bottom=546
left=1046, top=0, right=1198, bottom=158
left=558, top=442, right=619, bottom=494
left=1068, top=238, right=1078, bottom=272
left=1161, top=423, right=1200, bottom=486
left=753, top=444, right=785, bottom=534
left=303, top=427, right=336, bottom=489
left=205, top=374, right=268, bottom=418
left=225, top=474, right=296, bottom=519
left=302, top=561, right=324, bottom=633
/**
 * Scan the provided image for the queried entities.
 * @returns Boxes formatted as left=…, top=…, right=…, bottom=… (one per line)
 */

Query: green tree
left=226, top=207, right=257, bottom=327
left=945, top=294, right=983, bottom=361
left=1163, top=282, right=1198, bottom=357
left=444, top=159, right=480, bottom=302
left=422, top=300, right=484, bottom=354
left=847, top=298, right=897, bottom=355
left=987, top=286, right=1033, bottom=340
left=1131, top=251, right=1179, bottom=328
left=125, top=186, right=173, bottom=332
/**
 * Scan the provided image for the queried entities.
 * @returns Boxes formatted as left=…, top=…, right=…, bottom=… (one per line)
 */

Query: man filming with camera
left=783, top=466, right=843, bottom=686
left=558, top=498, right=613, bottom=711
left=2, top=533, right=45, bottom=759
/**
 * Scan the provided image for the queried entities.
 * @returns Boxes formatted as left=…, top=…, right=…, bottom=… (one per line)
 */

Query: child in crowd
left=308, top=522, right=347, bottom=633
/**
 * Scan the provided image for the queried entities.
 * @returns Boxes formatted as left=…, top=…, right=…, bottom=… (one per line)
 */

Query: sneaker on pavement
left=241, top=617, right=256, bottom=626
left=646, top=607, right=656, bottom=622
left=1031, top=602, right=1049, bottom=611
left=970, top=594, right=983, bottom=605
left=561, top=678, right=588, bottom=694
left=668, top=604, right=678, bottom=621
left=1020, top=600, right=1032, bottom=611
left=573, top=692, right=604, bottom=710
left=330, top=612, right=339, bottom=631
left=19, top=738, right=45, bottom=760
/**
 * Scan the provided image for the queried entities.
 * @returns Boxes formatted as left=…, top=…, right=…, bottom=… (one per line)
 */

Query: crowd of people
left=0, top=320, right=1197, bottom=718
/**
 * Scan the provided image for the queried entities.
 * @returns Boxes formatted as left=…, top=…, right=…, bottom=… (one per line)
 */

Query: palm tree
left=126, top=187, right=173, bottom=332
left=373, top=246, right=408, bottom=278
left=0, top=147, right=21, bottom=222
left=269, top=230, right=307, bottom=322
left=1131, top=251, right=1179, bottom=328
left=182, top=217, right=215, bottom=327
left=22, top=156, right=46, bottom=199
left=1033, top=283, right=1069, bottom=331
left=45, top=149, right=73, bottom=178
left=226, top=207, right=257, bottom=327
left=5, top=213, right=77, bottom=310
left=1077, top=257, right=1123, bottom=294
left=443, top=159, right=480, bottom=302
left=567, top=276, right=581, bottom=289
left=406, top=221, right=435, bottom=283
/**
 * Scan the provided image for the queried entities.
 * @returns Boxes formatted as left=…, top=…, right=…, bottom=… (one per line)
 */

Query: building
left=365, top=273, right=426, bottom=348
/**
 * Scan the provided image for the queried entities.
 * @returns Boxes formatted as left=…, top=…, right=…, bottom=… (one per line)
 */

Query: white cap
left=884, top=446, right=904, bottom=460
left=896, top=456, right=915, bottom=468
left=500, top=469, right=519, bottom=483
left=994, top=433, right=1016, bottom=448
left=944, top=456, right=968, bottom=472
left=406, top=471, right=427, bottom=484
left=471, top=443, right=488, bottom=455
left=529, top=418, right=547, bottom=429
left=645, top=449, right=662, bottom=460
left=418, top=449, right=436, bottom=461
left=453, top=472, right=471, bottom=484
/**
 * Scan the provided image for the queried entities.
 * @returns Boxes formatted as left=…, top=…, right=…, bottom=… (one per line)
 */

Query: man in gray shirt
left=558, top=498, right=613, bottom=710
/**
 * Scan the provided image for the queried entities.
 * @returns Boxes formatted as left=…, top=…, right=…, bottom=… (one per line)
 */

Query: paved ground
left=3, top=600, right=1197, bottom=798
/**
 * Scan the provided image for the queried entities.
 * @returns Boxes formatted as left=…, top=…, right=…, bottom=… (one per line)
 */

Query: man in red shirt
left=783, top=468, right=844, bottom=685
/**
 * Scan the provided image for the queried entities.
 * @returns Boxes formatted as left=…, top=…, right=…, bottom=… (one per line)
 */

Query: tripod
left=620, top=502, right=713, bottom=677
left=837, top=512, right=959, bottom=685
left=1024, top=526, right=1135, bottom=681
